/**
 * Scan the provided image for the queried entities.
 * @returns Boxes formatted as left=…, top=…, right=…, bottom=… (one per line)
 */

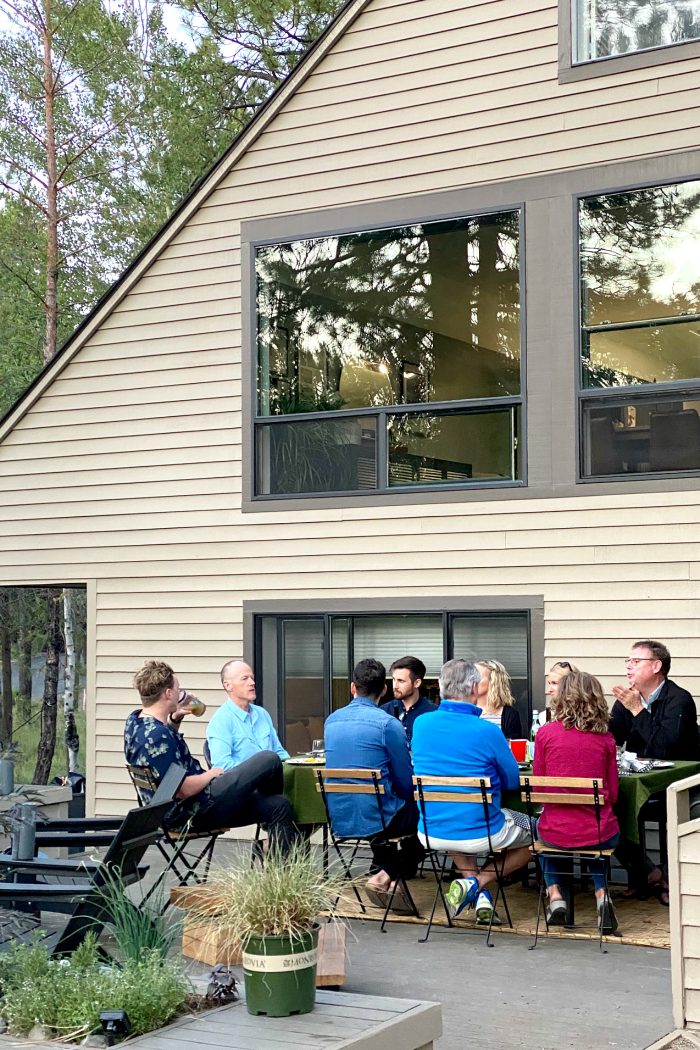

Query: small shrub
left=187, top=843, right=351, bottom=951
left=0, top=934, right=191, bottom=1039
left=93, top=867, right=178, bottom=962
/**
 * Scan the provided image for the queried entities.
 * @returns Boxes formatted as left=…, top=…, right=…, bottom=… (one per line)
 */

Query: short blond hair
left=133, top=660, right=174, bottom=706
left=551, top=670, right=609, bottom=735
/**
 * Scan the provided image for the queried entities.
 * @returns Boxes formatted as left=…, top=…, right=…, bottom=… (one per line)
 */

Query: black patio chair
left=315, top=766, right=420, bottom=932
left=126, top=762, right=229, bottom=909
left=413, top=774, right=516, bottom=947
left=0, top=767, right=186, bottom=957
left=521, top=774, right=615, bottom=953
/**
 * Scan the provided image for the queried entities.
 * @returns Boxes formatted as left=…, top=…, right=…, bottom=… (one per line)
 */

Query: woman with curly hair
left=474, top=659, right=523, bottom=739
left=534, top=670, right=620, bottom=934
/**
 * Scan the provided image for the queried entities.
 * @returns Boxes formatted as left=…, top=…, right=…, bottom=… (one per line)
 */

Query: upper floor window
left=574, top=0, right=700, bottom=62
left=254, top=211, right=523, bottom=497
left=579, top=178, right=700, bottom=478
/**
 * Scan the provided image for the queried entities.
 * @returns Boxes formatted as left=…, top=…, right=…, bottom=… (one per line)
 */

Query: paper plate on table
left=286, top=756, right=325, bottom=765
left=649, top=759, right=674, bottom=769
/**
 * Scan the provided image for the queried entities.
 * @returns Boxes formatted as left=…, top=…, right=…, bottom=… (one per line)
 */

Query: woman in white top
left=474, top=659, right=523, bottom=740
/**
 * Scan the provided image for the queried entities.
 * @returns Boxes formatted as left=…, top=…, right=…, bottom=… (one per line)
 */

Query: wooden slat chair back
left=315, top=767, right=419, bottom=930
left=413, top=774, right=515, bottom=945
left=520, top=774, right=613, bottom=951
left=126, top=763, right=228, bottom=911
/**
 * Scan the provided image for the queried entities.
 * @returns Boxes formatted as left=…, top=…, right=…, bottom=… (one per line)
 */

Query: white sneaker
left=475, top=889, right=501, bottom=925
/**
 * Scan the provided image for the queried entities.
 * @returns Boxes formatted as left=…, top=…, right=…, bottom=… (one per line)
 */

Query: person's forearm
left=177, top=770, right=218, bottom=799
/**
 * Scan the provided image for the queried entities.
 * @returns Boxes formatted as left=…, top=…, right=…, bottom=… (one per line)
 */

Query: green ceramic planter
left=242, top=924, right=318, bottom=1017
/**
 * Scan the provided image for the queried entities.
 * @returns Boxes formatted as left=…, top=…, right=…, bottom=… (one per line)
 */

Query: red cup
left=509, top=739, right=527, bottom=762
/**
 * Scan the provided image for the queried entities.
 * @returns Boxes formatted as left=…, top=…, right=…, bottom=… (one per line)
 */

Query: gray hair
left=439, top=658, right=480, bottom=701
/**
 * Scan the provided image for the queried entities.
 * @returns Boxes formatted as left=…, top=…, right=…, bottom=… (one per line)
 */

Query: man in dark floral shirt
left=124, top=660, right=297, bottom=853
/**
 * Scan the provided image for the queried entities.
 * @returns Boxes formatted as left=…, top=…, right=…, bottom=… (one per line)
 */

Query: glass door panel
left=281, top=618, right=326, bottom=755
left=450, top=613, right=530, bottom=727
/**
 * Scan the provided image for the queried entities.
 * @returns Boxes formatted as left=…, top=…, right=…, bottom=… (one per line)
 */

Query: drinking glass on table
left=311, top=739, right=324, bottom=755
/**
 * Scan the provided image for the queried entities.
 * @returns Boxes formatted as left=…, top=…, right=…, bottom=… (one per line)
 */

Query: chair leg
left=529, top=862, right=546, bottom=951
left=419, top=852, right=451, bottom=944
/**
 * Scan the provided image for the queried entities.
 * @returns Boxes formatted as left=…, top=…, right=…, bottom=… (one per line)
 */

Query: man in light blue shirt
left=207, top=660, right=289, bottom=770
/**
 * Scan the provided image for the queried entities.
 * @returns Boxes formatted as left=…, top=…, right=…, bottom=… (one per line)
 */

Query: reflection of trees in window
left=579, top=0, right=700, bottom=59
left=580, top=181, right=700, bottom=388
left=256, top=211, right=521, bottom=417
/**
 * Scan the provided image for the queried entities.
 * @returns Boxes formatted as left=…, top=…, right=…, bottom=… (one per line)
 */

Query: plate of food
left=286, top=755, right=325, bottom=765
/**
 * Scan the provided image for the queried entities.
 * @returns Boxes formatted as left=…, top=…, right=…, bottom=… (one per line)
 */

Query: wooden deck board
left=122, top=992, right=441, bottom=1050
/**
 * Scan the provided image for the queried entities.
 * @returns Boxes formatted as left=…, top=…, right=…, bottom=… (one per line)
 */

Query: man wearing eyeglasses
left=610, top=640, right=698, bottom=904
left=610, top=640, right=699, bottom=761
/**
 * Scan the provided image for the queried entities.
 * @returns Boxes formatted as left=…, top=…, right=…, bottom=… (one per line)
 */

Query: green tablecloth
left=283, top=760, right=326, bottom=825
left=507, top=760, right=700, bottom=844
left=285, top=758, right=700, bottom=843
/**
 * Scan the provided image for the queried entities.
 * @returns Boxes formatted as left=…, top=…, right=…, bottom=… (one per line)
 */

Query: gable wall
left=2, top=0, right=700, bottom=813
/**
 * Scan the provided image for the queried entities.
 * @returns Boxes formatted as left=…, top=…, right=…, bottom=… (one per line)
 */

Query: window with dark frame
left=255, top=610, right=532, bottom=753
left=573, top=0, right=700, bottom=63
left=579, top=178, right=700, bottom=479
left=254, top=210, right=523, bottom=498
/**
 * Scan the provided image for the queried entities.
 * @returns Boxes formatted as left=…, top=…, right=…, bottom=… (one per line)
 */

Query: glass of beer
left=179, top=689, right=206, bottom=717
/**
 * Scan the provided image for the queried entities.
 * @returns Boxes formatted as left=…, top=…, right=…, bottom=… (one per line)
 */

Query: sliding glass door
left=255, top=609, right=532, bottom=753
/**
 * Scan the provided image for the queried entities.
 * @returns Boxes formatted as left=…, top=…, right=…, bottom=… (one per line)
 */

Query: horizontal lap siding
left=2, top=0, right=700, bottom=814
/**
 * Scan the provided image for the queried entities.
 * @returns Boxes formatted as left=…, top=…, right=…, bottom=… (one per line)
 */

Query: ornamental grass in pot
left=187, top=844, right=348, bottom=1017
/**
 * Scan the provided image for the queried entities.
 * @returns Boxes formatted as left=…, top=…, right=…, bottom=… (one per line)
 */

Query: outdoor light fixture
left=99, top=1010, right=131, bottom=1045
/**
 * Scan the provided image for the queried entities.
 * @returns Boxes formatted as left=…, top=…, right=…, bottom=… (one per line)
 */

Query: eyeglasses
left=552, top=661, right=572, bottom=670
left=625, top=658, right=656, bottom=666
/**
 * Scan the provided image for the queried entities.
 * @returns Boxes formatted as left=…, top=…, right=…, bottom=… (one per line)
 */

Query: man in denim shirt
left=324, top=658, right=420, bottom=908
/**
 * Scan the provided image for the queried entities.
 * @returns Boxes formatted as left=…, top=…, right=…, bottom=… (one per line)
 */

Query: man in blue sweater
left=324, top=658, right=421, bottom=909
left=412, top=658, right=532, bottom=925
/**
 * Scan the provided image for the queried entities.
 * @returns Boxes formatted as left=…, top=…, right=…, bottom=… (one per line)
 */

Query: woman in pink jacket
left=534, top=670, right=620, bottom=934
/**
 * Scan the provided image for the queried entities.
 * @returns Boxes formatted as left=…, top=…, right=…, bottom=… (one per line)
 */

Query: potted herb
left=186, top=845, right=348, bottom=1017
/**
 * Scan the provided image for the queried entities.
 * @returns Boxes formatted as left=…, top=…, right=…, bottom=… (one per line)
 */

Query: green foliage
left=188, top=843, right=350, bottom=949
left=0, top=932, right=191, bottom=1038
left=93, top=867, right=178, bottom=963
left=0, top=0, right=343, bottom=420
left=12, top=700, right=86, bottom=784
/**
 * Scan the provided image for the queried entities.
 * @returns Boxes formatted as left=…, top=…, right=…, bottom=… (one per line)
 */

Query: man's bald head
left=221, top=659, right=256, bottom=709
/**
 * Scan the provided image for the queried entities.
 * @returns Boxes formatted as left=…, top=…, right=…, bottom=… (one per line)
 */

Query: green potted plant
left=186, top=845, right=348, bottom=1017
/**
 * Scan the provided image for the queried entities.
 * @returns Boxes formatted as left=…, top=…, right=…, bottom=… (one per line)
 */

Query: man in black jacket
left=610, top=639, right=699, bottom=760
left=611, top=640, right=699, bottom=902
left=381, top=656, right=437, bottom=746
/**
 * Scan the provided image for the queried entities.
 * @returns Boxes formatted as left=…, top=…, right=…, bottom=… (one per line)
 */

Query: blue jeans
left=537, top=828, right=620, bottom=893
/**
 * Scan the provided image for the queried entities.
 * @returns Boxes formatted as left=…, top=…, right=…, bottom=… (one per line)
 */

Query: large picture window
left=254, top=210, right=523, bottom=497
left=579, top=179, right=700, bottom=478
left=573, top=0, right=700, bottom=62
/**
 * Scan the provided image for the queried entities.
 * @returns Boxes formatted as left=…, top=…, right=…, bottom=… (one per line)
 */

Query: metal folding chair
left=521, top=774, right=615, bottom=953
left=315, top=767, right=420, bottom=932
left=126, top=763, right=228, bottom=910
left=413, top=774, right=515, bottom=947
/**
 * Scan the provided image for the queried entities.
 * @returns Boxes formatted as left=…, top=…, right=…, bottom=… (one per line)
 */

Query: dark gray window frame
left=250, top=206, right=528, bottom=501
left=243, top=595, right=545, bottom=731
left=241, top=148, right=700, bottom=513
left=558, top=0, right=700, bottom=83
left=574, top=172, right=700, bottom=482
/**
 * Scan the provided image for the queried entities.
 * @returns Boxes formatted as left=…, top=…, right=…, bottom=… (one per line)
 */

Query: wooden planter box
left=170, top=886, right=345, bottom=986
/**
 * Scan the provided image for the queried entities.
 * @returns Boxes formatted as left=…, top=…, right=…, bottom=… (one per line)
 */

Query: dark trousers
left=368, top=800, right=422, bottom=882
left=614, top=795, right=667, bottom=893
left=191, top=751, right=298, bottom=855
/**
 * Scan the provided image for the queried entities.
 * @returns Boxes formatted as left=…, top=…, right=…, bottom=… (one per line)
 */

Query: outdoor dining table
left=283, top=758, right=327, bottom=826
left=284, top=757, right=700, bottom=845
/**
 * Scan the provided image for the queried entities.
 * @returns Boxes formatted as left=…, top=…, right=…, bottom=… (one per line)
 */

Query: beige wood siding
left=2, top=0, right=700, bottom=814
